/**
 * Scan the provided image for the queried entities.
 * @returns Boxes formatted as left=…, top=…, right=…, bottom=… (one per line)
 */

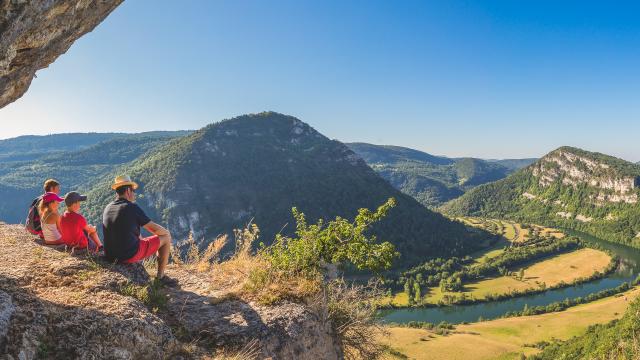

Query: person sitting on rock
left=102, top=175, right=176, bottom=285
left=39, top=192, right=66, bottom=245
left=26, top=179, right=61, bottom=238
left=60, top=191, right=103, bottom=253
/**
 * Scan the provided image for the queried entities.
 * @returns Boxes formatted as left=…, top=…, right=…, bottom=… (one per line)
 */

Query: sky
left=1, top=0, right=639, bottom=162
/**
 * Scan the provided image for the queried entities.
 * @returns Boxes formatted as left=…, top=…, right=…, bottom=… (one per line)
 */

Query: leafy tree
left=413, top=282, right=422, bottom=304
left=404, top=278, right=413, bottom=298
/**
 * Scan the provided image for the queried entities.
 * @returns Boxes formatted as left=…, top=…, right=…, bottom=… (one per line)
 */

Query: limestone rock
left=0, top=290, right=14, bottom=350
left=0, top=223, right=342, bottom=359
left=531, top=148, right=640, bottom=204
left=165, top=269, right=342, bottom=359
left=0, top=0, right=123, bottom=108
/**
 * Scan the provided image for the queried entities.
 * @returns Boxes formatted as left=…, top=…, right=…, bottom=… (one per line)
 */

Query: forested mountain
left=443, top=146, right=640, bottom=246
left=347, top=143, right=532, bottom=207
left=81, top=112, right=487, bottom=267
left=0, top=131, right=190, bottom=223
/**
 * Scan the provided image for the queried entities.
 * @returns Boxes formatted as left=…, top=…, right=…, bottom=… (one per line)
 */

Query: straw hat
left=111, top=175, right=139, bottom=190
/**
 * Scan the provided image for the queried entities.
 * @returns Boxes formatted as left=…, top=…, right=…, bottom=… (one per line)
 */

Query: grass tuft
left=118, top=279, right=167, bottom=312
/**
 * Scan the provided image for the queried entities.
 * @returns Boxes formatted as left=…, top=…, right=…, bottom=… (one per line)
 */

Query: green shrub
left=262, top=198, right=400, bottom=275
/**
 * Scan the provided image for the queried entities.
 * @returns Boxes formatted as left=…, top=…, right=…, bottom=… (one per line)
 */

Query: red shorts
left=123, top=235, right=161, bottom=264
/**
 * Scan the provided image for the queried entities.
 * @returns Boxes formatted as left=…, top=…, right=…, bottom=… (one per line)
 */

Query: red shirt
left=60, top=211, right=88, bottom=248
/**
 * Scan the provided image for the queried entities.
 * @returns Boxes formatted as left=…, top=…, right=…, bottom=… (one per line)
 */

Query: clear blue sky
left=1, top=0, right=639, bottom=161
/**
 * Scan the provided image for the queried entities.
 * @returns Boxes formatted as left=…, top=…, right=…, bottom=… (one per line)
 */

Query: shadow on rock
left=0, top=274, right=176, bottom=360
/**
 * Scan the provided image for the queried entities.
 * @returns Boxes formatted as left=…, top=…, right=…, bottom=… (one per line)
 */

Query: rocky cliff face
left=0, top=223, right=342, bottom=359
left=531, top=148, right=639, bottom=204
left=442, top=146, right=640, bottom=245
left=0, top=0, right=122, bottom=108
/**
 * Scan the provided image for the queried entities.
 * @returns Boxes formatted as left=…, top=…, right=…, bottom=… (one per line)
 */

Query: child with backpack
left=60, top=191, right=103, bottom=252
left=26, top=179, right=61, bottom=238
left=39, top=192, right=65, bottom=245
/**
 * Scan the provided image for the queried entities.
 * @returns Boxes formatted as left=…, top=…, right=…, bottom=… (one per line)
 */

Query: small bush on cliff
left=203, top=200, right=400, bottom=359
left=258, top=199, right=399, bottom=359
left=263, top=197, right=400, bottom=275
left=239, top=198, right=399, bottom=304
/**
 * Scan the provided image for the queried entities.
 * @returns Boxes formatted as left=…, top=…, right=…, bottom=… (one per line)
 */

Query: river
left=380, top=230, right=640, bottom=324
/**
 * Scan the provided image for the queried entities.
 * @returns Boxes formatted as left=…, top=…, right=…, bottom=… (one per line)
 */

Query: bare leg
left=156, top=234, right=171, bottom=278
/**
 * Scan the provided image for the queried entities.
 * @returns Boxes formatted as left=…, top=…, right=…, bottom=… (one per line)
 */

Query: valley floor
left=423, top=247, right=611, bottom=304
left=384, top=237, right=611, bottom=307
left=381, top=286, right=640, bottom=360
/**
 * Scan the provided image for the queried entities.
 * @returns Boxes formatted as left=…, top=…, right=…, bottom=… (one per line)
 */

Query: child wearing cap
left=61, top=192, right=103, bottom=252
left=38, top=192, right=65, bottom=245
left=27, top=179, right=61, bottom=239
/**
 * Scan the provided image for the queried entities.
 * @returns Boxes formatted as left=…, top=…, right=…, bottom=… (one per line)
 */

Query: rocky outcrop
left=0, top=290, right=14, bottom=349
left=0, top=0, right=123, bottom=108
left=165, top=270, right=342, bottom=359
left=532, top=148, right=639, bottom=204
left=0, top=223, right=342, bottom=359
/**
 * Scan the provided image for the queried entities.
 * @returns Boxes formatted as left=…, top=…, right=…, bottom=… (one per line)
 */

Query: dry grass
left=325, top=279, right=388, bottom=360
left=172, top=232, right=229, bottom=272
left=215, top=339, right=260, bottom=360
left=203, top=224, right=321, bottom=305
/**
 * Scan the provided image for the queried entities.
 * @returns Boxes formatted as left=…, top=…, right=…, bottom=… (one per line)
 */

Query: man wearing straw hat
left=103, top=175, right=177, bottom=285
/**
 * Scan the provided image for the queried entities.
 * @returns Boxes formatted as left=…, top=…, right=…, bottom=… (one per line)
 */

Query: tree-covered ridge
left=0, top=132, right=189, bottom=223
left=486, top=158, right=538, bottom=171
left=0, top=131, right=191, bottom=162
left=0, top=133, right=125, bottom=161
left=442, top=146, right=640, bottom=247
left=347, top=143, right=532, bottom=207
left=347, top=143, right=454, bottom=166
left=83, top=112, right=488, bottom=268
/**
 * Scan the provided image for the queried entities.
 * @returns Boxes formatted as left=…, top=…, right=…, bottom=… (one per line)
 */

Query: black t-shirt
left=102, top=198, right=151, bottom=261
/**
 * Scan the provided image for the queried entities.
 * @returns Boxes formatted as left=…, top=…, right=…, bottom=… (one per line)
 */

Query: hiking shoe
left=157, top=275, right=179, bottom=287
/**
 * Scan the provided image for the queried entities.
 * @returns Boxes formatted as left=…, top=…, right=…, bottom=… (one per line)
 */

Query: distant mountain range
left=485, top=158, right=540, bottom=171
left=0, top=132, right=191, bottom=162
left=0, top=113, right=488, bottom=268
left=443, top=146, right=640, bottom=246
left=347, top=143, right=535, bottom=207
left=0, top=132, right=190, bottom=223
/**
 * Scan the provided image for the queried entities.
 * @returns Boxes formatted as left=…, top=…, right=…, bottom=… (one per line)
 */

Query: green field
left=423, top=248, right=611, bottom=303
left=382, top=287, right=640, bottom=360
left=382, top=218, right=602, bottom=307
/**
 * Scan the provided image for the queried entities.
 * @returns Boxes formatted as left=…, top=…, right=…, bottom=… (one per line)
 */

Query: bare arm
left=83, top=223, right=96, bottom=234
left=143, top=221, right=170, bottom=237
left=83, top=223, right=102, bottom=249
